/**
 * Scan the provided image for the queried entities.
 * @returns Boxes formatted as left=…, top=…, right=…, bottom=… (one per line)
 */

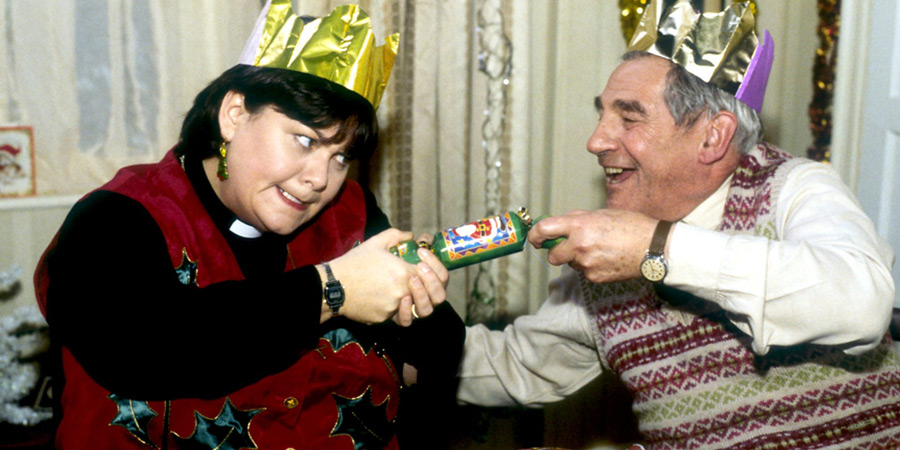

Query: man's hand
left=528, top=209, right=661, bottom=283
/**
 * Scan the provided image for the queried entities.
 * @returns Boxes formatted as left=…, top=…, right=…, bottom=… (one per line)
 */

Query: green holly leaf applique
left=321, top=328, right=372, bottom=353
left=173, top=398, right=263, bottom=450
left=175, top=248, right=198, bottom=286
left=108, top=393, right=158, bottom=447
left=331, top=386, right=394, bottom=449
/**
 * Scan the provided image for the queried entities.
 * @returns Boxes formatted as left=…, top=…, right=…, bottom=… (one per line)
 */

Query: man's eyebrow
left=594, top=96, right=648, bottom=118
left=613, top=99, right=647, bottom=117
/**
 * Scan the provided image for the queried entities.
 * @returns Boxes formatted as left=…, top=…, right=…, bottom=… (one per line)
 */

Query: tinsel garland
left=618, top=0, right=650, bottom=43
left=0, top=264, right=21, bottom=292
left=0, top=306, right=51, bottom=426
left=0, top=264, right=52, bottom=426
left=469, top=0, right=513, bottom=327
left=807, top=0, right=839, bottom=163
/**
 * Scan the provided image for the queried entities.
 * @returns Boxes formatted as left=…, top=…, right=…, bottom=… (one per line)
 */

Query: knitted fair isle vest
left=582, top=143, right=900, bottom=450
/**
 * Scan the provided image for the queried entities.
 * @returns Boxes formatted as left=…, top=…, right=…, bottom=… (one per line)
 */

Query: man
left=456, top=1, right=900, bottom=449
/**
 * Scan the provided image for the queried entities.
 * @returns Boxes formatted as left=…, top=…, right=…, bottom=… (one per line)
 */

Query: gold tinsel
left=619, top=0, right=650, bottom=43
left=807, top=0, right=839, bottom=163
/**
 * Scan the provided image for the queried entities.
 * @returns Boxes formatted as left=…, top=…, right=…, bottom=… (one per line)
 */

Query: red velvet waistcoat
left=35, top=151, right=402, bottom=450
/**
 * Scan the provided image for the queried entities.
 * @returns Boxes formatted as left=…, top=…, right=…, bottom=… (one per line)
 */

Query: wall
left=0, top=197, right=76, bottom=316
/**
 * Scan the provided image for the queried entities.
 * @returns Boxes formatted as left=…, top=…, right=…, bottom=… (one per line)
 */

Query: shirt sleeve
left=666, top=162, right=895, bottom=355
left=456, top=266, right=602, bottom=407
left=45, top=190, right=324, bottom=400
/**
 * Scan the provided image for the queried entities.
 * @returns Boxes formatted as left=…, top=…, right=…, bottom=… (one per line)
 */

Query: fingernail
left=417, top=262, right=431, bottom=273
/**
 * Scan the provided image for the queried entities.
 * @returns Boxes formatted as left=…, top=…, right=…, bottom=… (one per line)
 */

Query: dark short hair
left=177, top=64, right=377, bottom=161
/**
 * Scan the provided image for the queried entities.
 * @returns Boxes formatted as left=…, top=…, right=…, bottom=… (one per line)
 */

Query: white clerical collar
left=681, top=173, right=733, bottom=230
left=229, top=219, right=263, bottom=239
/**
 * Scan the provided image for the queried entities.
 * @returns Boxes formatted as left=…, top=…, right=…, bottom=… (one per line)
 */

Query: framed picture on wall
left=0, top=126, right=36, bottom=197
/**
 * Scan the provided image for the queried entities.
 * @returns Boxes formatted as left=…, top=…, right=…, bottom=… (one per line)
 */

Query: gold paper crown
left=626, top=0, right=773, bottom=113
left=239, top=0, right=400, bottom=109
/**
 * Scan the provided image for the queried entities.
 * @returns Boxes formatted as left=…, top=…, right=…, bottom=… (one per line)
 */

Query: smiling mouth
left=278, top=187, right=308, bottom=206
left=603, top=166, right=633, bottom=184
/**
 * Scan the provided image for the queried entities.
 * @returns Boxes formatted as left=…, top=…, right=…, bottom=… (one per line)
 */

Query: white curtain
left=349, top=0, right=629, bottom=324
left=0, top=0, right=264, bottom=196
left=0, top=0, right=819, bottom=324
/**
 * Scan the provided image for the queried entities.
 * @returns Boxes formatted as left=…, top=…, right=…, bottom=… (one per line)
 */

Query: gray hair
left=622, top=51, right=763, bottom=154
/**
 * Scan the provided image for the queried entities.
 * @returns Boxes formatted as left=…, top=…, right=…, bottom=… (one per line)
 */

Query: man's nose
left=586, top=119, right=616, bottom=155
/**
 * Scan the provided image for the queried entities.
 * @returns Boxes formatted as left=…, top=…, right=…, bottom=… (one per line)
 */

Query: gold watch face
left=641, top=256, right=667, bottom=282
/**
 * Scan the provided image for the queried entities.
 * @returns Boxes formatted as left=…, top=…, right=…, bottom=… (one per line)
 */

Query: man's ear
left=218, top=90, right=247, bottom=143
left=699, top=110, right=738, bottom=165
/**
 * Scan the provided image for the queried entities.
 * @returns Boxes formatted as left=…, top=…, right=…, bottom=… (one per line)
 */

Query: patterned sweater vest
left=582, top=143, right=900, bottom=450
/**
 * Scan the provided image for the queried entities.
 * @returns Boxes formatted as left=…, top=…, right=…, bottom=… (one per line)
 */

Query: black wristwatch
left=322, top=262, right=344, bottom=314
left=640, top=220, right=673, bottom=283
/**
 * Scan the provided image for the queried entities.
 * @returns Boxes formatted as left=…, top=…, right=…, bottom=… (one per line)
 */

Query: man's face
left=588, top=56, right=708, bottom=220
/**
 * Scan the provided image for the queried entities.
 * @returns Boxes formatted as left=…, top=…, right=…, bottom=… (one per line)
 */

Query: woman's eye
left=333, top=153, right=349, bottom=168
left=296, top=135, right=313, bottom=148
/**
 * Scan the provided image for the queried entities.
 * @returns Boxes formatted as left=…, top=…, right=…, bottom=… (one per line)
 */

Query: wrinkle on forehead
left=600, top=58, right=669, bottom=104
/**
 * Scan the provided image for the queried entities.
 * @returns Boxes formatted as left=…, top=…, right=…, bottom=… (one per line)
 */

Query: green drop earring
left=217, top=141, right=229, bottom=180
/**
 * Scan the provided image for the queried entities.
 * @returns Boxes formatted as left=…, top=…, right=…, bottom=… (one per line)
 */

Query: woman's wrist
left=316, top=264, right=336, bottom=323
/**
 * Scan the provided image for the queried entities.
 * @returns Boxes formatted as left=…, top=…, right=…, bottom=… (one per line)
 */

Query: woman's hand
left=320, top=229, right=448, bottom=326
left=392, top=234, right=449, bottom=326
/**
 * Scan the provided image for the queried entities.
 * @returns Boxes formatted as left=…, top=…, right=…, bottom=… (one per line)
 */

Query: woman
left=34, top=3, right=463, bottom=449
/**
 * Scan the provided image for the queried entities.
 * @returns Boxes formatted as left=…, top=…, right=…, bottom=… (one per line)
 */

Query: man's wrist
left=640, top=220, right=673, bottom=283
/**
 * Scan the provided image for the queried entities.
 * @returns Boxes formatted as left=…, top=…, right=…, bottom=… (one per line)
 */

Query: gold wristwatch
left=640, top=220, right=673, bottom=283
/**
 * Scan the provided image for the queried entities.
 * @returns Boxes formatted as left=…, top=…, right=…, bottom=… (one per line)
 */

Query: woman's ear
left=218, top=91, right=247, bottom=142
left=699, top=110, right=738, bottom=165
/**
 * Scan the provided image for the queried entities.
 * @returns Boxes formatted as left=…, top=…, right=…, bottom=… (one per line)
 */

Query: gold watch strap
left=649, top=220, right=674, bottom=255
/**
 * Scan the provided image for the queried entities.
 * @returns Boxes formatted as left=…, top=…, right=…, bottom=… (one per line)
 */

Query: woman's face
left=211, top=91, right=351, bottom=235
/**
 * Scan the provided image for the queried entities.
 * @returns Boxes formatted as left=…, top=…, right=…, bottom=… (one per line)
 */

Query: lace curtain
left=0, top=0, right=261, bottom=195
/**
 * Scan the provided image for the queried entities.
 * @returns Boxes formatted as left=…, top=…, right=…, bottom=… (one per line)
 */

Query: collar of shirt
left=181, top=150, right=291, bottom=277
left=680, top=174, right=732, bottom=230
left=183, top=151, right=267, bottom=240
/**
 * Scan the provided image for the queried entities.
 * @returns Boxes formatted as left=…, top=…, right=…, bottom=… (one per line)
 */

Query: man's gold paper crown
left=238, top=0, right=400, bottom=109
left=626, top=0, right=774, bottom=113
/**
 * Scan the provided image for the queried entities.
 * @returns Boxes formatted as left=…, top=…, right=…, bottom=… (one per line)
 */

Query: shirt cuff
left=665, top=222, right=728, bottom=301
